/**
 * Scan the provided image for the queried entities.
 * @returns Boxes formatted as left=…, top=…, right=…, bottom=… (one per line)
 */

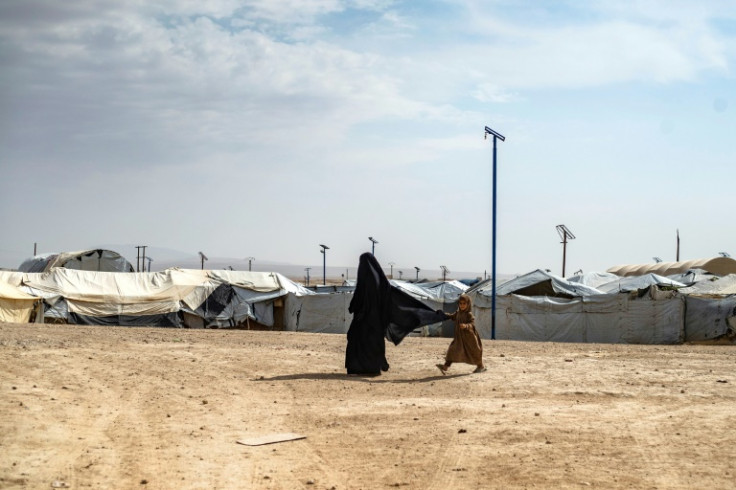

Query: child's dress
left=444, top=306, right=483, bottom=366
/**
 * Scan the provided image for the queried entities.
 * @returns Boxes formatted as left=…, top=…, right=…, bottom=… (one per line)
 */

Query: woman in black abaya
left=345, top=253, right=390, bottom=375
left=345, top=253, right=446, bottom=376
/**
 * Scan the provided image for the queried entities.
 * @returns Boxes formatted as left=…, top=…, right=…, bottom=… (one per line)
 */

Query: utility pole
left=440, top=265, right=449, bottom=281
left=135, top=245, right=146, bottom=272
left=388, top=262, right=395, bottom=279
left=246, top=256, right=255, bottom=271
left=305, top=267, right=311, bottom=286
left=199, top=251, right=208, bottom=270
left=414, top=266, right=420, bottom=281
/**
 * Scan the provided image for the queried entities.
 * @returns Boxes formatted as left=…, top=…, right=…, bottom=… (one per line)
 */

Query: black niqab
left=345, top=253, right=446, bottom=375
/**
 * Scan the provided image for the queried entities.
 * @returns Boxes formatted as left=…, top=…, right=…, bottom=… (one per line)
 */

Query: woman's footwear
left=436, top=364, right=447, bottom=375
left=473, top=366, right=487, bottom=373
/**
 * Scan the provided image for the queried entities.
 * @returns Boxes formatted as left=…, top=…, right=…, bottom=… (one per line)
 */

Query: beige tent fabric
left=14, top=268, right=290, bottom=318
left=207, top=270, right=282, bottom=292
left=0, top=275, right=38, bottom=323
left=607, top=257, right=736, bottom=278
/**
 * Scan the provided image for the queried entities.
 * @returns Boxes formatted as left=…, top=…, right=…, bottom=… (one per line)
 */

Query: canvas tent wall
left=282, top=279, right=465, bottom=335
left=607, top=257, right=736, bottom=278
left=0, top=271, right=39, bottom=323
left=468, top=270, right=685, bottom=344
left=470, top=288, right=685, bottom=344
left=18, top=249, right=135, bottom=273
left=8, top=268, right=311, bottom=328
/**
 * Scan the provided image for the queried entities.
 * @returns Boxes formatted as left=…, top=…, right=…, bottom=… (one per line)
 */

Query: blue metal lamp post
left=485, top=125, right=505, bottom=340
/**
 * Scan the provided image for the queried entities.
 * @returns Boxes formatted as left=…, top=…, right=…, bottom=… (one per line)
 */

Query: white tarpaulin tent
left=475, top=269, right=604, bottom=298
left=0, top=271, right=39, bottom=323
left=18, top=249, right=135, bottom=273
left=596, top=274, right=686, bottom=294
left=4, top=268, right=311, bottom=328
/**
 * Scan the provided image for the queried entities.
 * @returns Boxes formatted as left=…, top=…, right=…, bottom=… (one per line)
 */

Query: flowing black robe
left=345, top=253, right=446, bottom=375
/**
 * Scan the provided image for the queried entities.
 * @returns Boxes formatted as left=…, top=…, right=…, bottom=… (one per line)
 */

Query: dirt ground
left=1, top=322, right=735, bottom=489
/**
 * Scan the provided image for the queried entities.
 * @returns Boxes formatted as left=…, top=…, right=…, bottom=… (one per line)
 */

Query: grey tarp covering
left=284, top=292, right=352, bottom=334
left=18, top=249, right=135, bottom=273
left=566, top=271, right=620, bottom=289
left=471, top=289, right=684, bottom=344
left=283, top=279, right=465, bottom=336
left=597, top=273, right=686, bottom=294
left=679, top=274, right=736, bottom=295
left=666, top=269, right=717, bottom=286
left=684, top=295, right=736, bottom=341
left=476, top=269, right=603, bottom=298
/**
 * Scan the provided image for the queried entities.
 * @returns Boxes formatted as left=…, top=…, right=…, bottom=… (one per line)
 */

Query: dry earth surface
left=1, top=322, right=735, bottom=489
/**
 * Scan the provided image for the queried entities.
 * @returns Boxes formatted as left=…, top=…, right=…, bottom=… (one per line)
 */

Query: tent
left=11, top=268, right=311, bottom=328
left=474, top=269, right=603, bottom=298
left=18, top=249, right=135, bottom=273
left=607, top=257, right=736, bottom=278
left=596, top=274, right=686, bottom=294
left=0, top=271, right=39, bottom=323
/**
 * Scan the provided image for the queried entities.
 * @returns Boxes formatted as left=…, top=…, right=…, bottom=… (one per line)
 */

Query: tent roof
left=18, top=249, right=135, bottom=273
left=607, top=257, right=736, bottom=278
left=596, top=273, right=686, bottom=294
left=475, top=269, right=603, bottom=298
left=679, top=274, right=736, bottom=295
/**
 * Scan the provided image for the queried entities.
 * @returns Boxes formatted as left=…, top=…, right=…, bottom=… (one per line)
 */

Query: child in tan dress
left=436, top=293, right=486, bottom=374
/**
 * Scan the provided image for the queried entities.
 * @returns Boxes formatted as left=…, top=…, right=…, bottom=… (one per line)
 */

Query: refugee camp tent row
left=1, top=267, right=734, bottom=344
left=0, top=268, right=463, bottom=333
left=466, top=269, right=736, bottom=344
left=0, top=268, right=313, bottom=329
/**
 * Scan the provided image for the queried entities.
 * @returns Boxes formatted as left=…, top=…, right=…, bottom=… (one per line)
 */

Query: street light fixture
left=368, top=236, right=378, bottom=255
left=198, top=251, right=208, bottom=270
left=485, top=125, right=506, bottom=340
left=245, top=256, right=255, bottom=271
left=414, top=266, right=420, bottom=281
left=388, top=262, right=395, bottom=279
left=556, top=224, right=576, bottom=277
left=320, top=244, right=329, bottom=285
left=304, top=267, right=311, bottom=286
left=440, top=265, right=449, bottom=281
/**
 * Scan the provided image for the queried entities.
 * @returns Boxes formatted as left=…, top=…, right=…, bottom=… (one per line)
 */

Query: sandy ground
left=1, top=323, right=735, bottom=490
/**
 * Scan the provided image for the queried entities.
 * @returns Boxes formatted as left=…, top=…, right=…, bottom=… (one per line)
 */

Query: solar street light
left=368, top=236, right=378, bottom=255
left=320, top=244, right=329, bottom=285
left=485, top=125, right=506, bottom=340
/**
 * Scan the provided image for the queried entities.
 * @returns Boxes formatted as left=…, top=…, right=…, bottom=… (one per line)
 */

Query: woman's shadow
left=254, top=372, right=467, bottom=383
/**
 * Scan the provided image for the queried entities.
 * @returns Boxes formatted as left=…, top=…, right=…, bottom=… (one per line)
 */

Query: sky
left=1, top=0, right=734, bottom=278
